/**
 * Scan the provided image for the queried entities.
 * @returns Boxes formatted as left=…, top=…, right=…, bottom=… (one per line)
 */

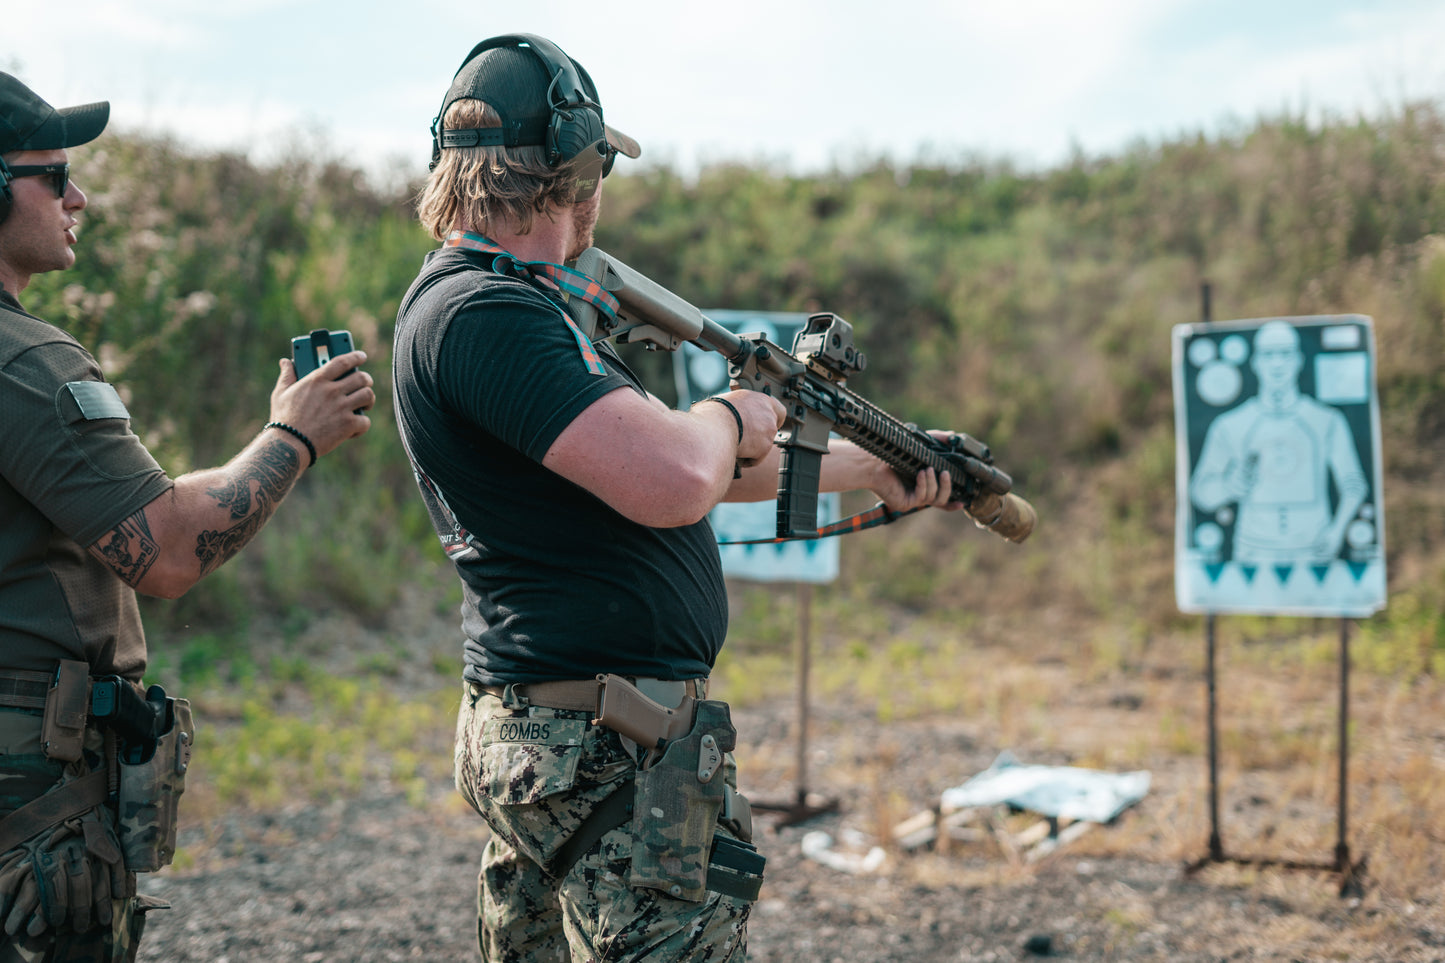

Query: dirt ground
left=134, top=693, right=1445, bottom=963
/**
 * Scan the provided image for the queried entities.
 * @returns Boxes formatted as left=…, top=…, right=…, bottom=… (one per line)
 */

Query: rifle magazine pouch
left=117, top=695, right=193, bottom=872
left=629, top=700, right=735, bottom=902
left=41, top=660, right=90, bottom=762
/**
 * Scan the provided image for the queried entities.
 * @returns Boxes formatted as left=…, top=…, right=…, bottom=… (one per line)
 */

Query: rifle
left=565, top=248, right=1036, bottom=544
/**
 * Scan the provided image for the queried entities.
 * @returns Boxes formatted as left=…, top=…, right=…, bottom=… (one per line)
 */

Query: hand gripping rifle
left=565, top=248, right=1036, bottom=543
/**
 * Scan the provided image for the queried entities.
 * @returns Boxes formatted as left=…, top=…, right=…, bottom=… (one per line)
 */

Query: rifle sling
left=0, top=770, right=109, bottom=854
left=717, top=501, right=920, bottom=545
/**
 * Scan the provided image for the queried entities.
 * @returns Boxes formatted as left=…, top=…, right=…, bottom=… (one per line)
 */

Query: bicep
left=88, top=480, right=216, bottom=598
left=87, top=490, right=172, bottom=592
left=542, top=387, right=725, bottom=527
left=543, top=386, right=674, bottom=495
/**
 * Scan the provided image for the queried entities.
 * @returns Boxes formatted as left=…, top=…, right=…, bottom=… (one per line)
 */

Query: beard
left=567, top=191, right=601, bottom=261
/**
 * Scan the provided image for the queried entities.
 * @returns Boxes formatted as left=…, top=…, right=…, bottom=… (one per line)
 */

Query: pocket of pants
left=456, top=701, right=594, bottom=868
left=480, top=715, right=588, bottom=804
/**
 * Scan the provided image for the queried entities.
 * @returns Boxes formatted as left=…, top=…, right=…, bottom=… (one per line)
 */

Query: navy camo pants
left=455, top=686, right=751, bottom=962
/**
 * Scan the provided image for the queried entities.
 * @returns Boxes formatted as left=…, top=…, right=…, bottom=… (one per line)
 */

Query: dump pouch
left=116, top=691, right=193, bottom=872
left=629, top=699, right=734, bottom=902
left=41, top=660, right=90, bottom=763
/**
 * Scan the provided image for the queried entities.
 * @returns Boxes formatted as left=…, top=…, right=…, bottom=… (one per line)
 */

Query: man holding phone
left=0, top=71, right=374, bottom=959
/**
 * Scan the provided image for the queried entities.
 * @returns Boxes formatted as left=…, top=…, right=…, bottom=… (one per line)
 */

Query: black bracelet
left=264, top=421, right=317, bottom=467
left=697, top=396, right=744, bottom=444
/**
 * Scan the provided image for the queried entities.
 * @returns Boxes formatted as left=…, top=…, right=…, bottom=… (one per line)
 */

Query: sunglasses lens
left=601, top=148, right=616, bottom=179
left=1, top=165, right=68, bottom=197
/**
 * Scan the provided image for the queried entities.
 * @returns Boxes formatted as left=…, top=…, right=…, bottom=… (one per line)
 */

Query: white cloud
left=6, top=0, right=1444, bottom=183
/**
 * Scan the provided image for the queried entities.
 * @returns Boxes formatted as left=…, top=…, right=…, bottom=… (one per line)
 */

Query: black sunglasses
left=6, top=163, right=70, bottom=198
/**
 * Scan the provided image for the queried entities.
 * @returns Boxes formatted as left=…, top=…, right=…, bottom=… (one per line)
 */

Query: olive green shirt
left=0, top=291, right=172, bottom=680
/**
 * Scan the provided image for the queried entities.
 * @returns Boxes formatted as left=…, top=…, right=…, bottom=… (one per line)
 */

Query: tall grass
left=21, top=106, right=1443, bottom=658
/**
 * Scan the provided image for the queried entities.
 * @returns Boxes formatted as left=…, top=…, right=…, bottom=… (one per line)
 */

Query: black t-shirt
left=392, top=248, right=727, bottom=685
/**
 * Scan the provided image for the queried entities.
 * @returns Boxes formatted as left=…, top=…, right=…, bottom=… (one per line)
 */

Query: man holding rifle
left=393, top=33, right=966, bottom=961
left=0, top=71, right=374, bottom=959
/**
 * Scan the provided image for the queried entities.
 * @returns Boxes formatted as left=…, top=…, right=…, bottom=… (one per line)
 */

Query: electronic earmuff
left=429, top=33, right=612, bottom=198
left=0, top=157, right=13, bottom=226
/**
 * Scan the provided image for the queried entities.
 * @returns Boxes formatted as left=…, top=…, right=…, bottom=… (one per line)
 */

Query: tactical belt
left=0, top=669, right=106, bottom=854
left=0, top=670, right=54, bottom=712
left=479, top=677, right=707, bottom=713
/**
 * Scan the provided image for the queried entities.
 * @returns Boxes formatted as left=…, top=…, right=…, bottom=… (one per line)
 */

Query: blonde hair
left=415, top=99, right=576, bottom=240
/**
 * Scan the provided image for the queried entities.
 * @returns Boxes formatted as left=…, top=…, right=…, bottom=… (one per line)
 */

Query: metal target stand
left=1181, top=284, right=1368, bottom=897
left=1185, top=613, right=1366, bottom=897
left=750, top=583, right=840, bottom=828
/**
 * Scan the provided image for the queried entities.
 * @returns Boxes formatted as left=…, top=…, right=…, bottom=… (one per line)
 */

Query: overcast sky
left=6, top=0, right=1444, bottom=187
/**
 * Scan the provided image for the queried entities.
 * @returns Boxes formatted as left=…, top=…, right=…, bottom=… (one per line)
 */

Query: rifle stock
left=568, top=248, right=1036, bottom=543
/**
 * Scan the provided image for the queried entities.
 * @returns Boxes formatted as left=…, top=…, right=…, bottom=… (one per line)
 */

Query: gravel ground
left=134, top=699, right=1445, bottom=962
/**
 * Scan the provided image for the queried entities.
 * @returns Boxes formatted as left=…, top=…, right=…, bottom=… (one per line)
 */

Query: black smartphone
left=291, top=328, right=355, bottom=379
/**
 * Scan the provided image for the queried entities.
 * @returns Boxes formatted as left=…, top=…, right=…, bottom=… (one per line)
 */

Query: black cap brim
left=20, top=100, right=110, bottom=151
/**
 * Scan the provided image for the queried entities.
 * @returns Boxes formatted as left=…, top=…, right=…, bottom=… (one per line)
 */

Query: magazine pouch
left=40, top=660, right=89, bottom=763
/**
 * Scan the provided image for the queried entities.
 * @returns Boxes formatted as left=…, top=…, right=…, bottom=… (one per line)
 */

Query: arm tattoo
left=195, top=438, right=301, bottom=577
left=96, top=510, right=161, bottom=588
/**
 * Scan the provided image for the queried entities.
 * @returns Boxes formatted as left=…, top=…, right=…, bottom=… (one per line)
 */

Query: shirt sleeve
left=438, top=281, right=635, bottom=462
left=0, top=340, right=173, bottom=547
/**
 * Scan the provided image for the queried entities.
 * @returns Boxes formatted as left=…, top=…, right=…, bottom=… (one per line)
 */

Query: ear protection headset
left=0, top=157, right=14, bottom=225
left=429, top=34, right=612, bottom=198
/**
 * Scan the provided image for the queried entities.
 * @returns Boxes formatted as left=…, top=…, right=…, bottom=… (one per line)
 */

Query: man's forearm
left=193, top=435, right=303, bottom=577
left=724, top=440, right=887, bottom=504
left=92, top=433, right=305, bottom=598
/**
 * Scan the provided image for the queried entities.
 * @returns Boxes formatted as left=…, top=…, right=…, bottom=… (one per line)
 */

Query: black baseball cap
left=431, top=34, right=640, bottom=168
left=0, top=72, right=109, bottom=155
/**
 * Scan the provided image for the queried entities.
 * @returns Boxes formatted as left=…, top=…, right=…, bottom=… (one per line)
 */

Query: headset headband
left=431, top=33, right=604, bottom=166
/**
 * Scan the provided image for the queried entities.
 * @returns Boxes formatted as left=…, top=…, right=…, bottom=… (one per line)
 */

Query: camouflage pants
left=455, top=685, right=752, bottom=962
left=0, top=712, right=151, bottom=963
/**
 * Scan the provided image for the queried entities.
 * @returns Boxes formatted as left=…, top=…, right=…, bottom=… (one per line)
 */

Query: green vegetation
left=24, top=109, right=1445, bottom=919
left=20, top=107, right=1445, bottom=870
left=25, top=104, right=1442, bottom=659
